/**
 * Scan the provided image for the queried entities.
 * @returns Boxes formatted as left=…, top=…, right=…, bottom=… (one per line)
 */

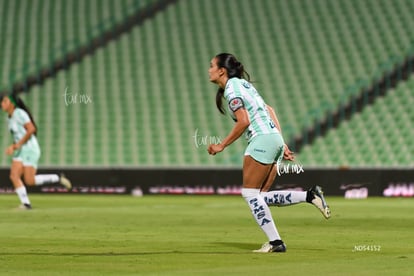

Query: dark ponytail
left=215, top=87, right=225, bottom=114
left=10, top=94, right=38, bottom=135
left=214, top=53, right=251, bottom=114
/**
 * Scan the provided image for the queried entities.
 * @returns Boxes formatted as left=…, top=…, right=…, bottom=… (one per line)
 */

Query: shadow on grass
left=0, top=249, right=254, bottom=256
left=0, top=243, right=259, bottom=256
left=210, top=242, right=257, bottom=250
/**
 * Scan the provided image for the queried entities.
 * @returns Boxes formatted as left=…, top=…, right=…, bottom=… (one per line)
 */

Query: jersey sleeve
left=16, top=109, right=31, bottom=125
left=225, top=78, right=245, bottom=112
left=228, top=97, right=244, bottom=112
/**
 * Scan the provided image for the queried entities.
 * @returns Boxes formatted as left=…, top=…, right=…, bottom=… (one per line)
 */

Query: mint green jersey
left=8, top=108, right=40, bottom=151
left=224, top=77, right=279, bottom=142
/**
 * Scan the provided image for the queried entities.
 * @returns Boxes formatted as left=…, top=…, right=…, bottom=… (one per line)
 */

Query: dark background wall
left=0, top=168, right=412, bottom=198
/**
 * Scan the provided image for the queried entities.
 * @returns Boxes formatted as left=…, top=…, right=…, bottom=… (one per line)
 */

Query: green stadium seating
left=0, top=0, right=413, bottom=167
left=0, top=0, right=152, bottom=90
left=298, top=75, right=414, bottom=166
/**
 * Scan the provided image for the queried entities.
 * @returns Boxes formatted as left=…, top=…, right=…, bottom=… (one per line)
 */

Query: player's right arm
left=266, top=104, right=282, bottom=133
left=266, top=104, right=294, bottom=161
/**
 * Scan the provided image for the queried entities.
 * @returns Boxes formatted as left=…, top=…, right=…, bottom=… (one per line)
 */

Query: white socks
left=242, top=188, right=281, bottom=241
left=34, top=174, right=60, bottom=186
left=15, top=174, right=60, bottom=207
left=261, top=191, right=307, bottom=206
left=15, top=186, right=31, bottom=205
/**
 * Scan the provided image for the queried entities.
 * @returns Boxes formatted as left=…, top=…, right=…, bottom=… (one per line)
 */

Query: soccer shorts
left=12, top=145, right=41, bottom=168
left=244, top=133, right=284, bottom=165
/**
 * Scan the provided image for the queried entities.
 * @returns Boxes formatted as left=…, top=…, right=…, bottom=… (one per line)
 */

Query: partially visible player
left=1, top=94, right=72, bottom=209
left=207, top=53, right=330, bottom=253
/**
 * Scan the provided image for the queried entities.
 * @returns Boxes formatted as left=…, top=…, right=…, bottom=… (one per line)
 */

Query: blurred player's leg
left=15, top=186, right=32, bottom=209
left=10, top=161, right=32, bottom=209
left=23, top=166, right=72, bottom=190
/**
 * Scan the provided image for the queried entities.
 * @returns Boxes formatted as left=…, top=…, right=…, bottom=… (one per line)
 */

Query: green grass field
left=0, top=194, right=413, bottom=275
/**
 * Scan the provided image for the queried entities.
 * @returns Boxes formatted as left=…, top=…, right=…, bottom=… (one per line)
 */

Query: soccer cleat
left=253, top=242, right=287, bottom=253
left=18, top=203, right=32, bottom=210
left=60, top=174, right=72, bottom=190
left=308, top=185, right=331, bottom=219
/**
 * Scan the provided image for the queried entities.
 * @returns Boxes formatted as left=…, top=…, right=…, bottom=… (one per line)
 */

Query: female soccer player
left=207, top=53, right=330, bottom=253
left=1, top=94, right=72, bottom=209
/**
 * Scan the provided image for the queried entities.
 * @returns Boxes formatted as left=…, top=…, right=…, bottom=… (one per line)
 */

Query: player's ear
left=219, top=67, right=227, bottom=77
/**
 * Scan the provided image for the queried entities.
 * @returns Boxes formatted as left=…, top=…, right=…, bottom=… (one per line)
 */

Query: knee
left=23, top=175, right=35, bottom=186
left=9, top=172, right=21, bottom=183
